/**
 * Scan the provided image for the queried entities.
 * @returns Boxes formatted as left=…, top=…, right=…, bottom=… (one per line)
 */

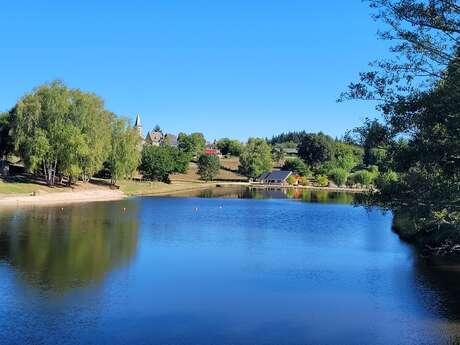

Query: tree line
left=341, top=0, right=460, bottom=250
left=0, top=81, right=141, bottom=186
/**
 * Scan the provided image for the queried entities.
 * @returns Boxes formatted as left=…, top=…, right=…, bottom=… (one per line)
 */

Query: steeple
left=134, top=114, right=141, bottom=128
left=134, top=114, right=143, bottom=136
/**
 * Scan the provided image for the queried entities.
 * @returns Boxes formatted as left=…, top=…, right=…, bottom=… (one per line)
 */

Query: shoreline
left=0, top=181, right=367, bottom=209
left=0, top=189, right=126, bottom=208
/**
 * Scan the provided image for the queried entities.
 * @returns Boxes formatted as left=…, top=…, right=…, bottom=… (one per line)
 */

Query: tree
left=270, top=131, right=308, bottom=145
left=10, top=81, right=115, bottom=186
left=197, top=154, right=220, bottom=181
left=239, top=138, right=273, bottom=178
left=216, top=138, right=243, bottom=156
left=282, top=158, right=310, bottom=176
left=12, top=81, right=75, bottom=186
left=340, top=0, right=460, bottom=105
left=328, top=168, right=348, bottom=186
left=177, top=132, right=206, bottom=156
left=298, top=133, right=335, bottom=168
left=140, top=145, right=188, bottom=183
left=342, top=0, right=460, bottom=238
left=334, top=142, right=363, bottom=172
left=271, top=144, right=285, bottom=163
left=345, top=118, right=390, bottom=166
left=0, top=112, right=13, bottom=159
left=107, top=118, right=141, bottom=185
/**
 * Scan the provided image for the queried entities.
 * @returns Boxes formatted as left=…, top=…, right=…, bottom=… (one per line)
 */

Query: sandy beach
left=0, top=189, right=126, bottom=208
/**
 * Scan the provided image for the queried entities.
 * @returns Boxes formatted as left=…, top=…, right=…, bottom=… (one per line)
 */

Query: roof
left=164, top=133, right=178, bottom=146
left=258, top=170, right=292, bottom=181
left=134, top=114, right=141, bottom=127
left=283, top=148, right=298, bottom=154
left=205, top=149, right=220, bottom=155
left=145, top=130, right=163, bottom=143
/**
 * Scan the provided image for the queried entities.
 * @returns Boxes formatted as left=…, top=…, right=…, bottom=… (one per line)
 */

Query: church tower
left=134, top=114, right=143, bottom=137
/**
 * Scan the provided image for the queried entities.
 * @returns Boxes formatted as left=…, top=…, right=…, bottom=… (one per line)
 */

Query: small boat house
left=257, top=171, right=292, bottom=186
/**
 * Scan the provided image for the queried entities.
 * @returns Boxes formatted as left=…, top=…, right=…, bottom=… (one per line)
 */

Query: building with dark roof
left=256, top=171, right=292, bottom=185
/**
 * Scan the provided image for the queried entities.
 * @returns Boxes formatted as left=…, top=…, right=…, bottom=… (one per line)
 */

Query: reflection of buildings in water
left=0, top=201, right=140, bottom=292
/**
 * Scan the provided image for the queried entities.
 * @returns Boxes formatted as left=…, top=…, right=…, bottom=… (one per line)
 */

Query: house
left=204, top=148, right=222, bottom=157
left=283, top=148, right=298, bottom=155
left=257, top=171, right=293, bottom=185
left=163, top=133, right=178, bottom=147
left=145, top=130, right=163, bottom=146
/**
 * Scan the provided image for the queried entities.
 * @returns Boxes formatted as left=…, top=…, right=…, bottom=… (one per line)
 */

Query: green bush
left=287, top=175, right=297, bottom=185
left=375, top=170, right=399, bottom=189
left=282, top=158, right=310, bottom=177
left=299, top=176, right=309, bottom=186
left=347, top=170, right=376, bottom=187
left=315, top=175, right=329, bottom=187
left=328, top=168, right=348, bottom=186
left=368, top=165, right=379, bottom=174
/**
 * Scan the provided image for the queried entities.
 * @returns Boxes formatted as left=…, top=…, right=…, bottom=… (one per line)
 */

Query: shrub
left=375, top=170, right=399, bottom=190
left=347, top=170, right=376, bottom=187
left=368, top=165, right=379, bottom=174
left=315, top=175, right=329, bottom=187
left=299, top=176, right=309, bottom=186
left=282, top=158, right=310, bottom=177
left=287, top=175, right=297, bottom=185
left=328, top=168, right=348, bottom=186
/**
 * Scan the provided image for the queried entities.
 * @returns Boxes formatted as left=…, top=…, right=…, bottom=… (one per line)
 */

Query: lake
left=0, top=188, right=459, bottom=345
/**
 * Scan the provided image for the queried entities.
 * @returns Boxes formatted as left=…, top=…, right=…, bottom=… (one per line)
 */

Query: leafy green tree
left=216, top=138, right=243, bottom=156
left=334, top=142, right=363, bottom=171
left=177, top=132, right=206, bottom=156
left=140, top=145, right=188, bottom=183
left=197, top=154, right=220, bottom=181
left=342, top=0, right=460, bottom=237
left=12, top=81, right=74, bottom=186
left=282, top=158, right=310, bottom=176
left=298, top=133, right=335, bottom=168
left=345, top=119, right=390, bottom=166
left=367, top=148, right=387, bottom=168
left=108, top=118, right=141, bottom=185
left=10, top=81, right=115, bottom=186
left=238, top=138, right=273, bottom=178
left=271, top=144, right=285, bottom=164
left=0, top=112, right=13, bottom=159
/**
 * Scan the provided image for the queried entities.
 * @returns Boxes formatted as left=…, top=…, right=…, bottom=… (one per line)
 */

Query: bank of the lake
left=0, top=177, right=369, bottom=208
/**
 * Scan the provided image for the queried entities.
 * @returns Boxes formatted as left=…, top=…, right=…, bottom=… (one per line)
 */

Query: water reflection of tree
left=413, top=256, right=460, bottom=322
left=192, top=187, right=355, bottom=204
left=0, top=201, right=139, bottom=292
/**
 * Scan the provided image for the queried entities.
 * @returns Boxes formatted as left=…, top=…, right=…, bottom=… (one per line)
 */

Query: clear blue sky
left=0, top=0, right=388, bottom=141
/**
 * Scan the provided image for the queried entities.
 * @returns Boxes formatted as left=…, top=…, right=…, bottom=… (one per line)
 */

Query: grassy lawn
left=172, top=162, right=247, bottom=182
left=0, top=179, right=44, bottom=195
left=117, top=179, right=215, bottom=196
left=219, top=157, right=240, bottom=171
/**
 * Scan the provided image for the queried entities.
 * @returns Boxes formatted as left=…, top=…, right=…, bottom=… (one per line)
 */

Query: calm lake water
left=1, top=188, right=460, bottom=345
